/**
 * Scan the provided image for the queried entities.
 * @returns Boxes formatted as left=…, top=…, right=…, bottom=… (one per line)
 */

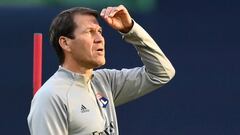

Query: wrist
left=119, top=19, right=134, bottom=33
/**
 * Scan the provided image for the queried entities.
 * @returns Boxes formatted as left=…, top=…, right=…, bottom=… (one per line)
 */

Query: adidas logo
left=81, top=105, right=90, bottom=113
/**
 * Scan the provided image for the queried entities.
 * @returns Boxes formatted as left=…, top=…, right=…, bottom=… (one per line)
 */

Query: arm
left=27, top=89, right=68, bottom=135
left=100, top=5, right=175, bottom=106
left=121, top=21, right=175, bottom=82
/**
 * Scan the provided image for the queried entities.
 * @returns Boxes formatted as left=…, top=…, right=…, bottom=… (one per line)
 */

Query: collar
left=57, top=66, right=94, bottom=85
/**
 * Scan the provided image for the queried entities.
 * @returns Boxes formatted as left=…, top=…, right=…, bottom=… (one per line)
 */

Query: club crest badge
left=96, top=93, right=109, bottom=108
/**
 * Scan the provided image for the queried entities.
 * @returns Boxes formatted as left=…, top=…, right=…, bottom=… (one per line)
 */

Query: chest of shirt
left=67, top=83, right=110, bottom=134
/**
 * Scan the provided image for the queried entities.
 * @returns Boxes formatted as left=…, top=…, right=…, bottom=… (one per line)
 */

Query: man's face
left=68, top=14, right=105, bottom=69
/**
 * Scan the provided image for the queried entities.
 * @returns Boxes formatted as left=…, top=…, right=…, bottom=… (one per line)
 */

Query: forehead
left=73, top=14, right=100, bottom=29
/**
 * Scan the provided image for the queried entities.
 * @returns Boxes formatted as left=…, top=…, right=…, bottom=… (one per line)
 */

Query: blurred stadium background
left=0, top=0, right=239, bottom=134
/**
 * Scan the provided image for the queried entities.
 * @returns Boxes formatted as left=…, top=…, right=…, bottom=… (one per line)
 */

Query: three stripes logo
left=81, top=105, right=90, bottom=113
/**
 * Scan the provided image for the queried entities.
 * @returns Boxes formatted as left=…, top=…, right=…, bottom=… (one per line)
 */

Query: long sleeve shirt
left=27, top=21, right=175, bottom=135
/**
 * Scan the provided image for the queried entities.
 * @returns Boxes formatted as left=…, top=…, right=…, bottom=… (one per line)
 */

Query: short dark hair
left=49, top=7, right=98, bottom=64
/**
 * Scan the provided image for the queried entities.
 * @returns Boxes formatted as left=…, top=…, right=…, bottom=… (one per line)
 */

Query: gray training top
left=27, top=21, right=175, bottom=135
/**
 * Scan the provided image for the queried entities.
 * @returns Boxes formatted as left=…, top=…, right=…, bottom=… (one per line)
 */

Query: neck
left=62, top=62, right=93, bottom=79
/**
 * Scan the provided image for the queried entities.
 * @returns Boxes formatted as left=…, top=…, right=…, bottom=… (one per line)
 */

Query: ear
left=59, top=36, right=72, bottom=52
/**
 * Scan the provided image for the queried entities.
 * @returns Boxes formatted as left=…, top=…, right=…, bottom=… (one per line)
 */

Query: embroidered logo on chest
left=80, top=105, right=90, bottom=113
left=96, top=93, right=109, bottom=108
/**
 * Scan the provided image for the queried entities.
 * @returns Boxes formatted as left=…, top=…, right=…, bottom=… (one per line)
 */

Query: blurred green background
left=0, top=0, right=156, bottom=11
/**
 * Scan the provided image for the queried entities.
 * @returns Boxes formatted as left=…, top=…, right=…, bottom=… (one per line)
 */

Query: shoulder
left=93, top=68, right=116, bottom=77
left=93, top=69, right=113, bottom=84
left=32, top=74, right=74, bottom=107
left=93, top=68, right=125, bottom=81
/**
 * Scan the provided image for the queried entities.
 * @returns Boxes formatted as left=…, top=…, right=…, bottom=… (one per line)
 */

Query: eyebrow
left=85, top=27, right=102, bottom=31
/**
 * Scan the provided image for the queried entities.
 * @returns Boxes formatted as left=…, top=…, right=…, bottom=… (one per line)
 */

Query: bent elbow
left=153, top=66, right=176, bottom=85
left=167, top=66, right=176, bottom=81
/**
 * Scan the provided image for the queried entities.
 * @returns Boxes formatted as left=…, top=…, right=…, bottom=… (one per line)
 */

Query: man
left=28, top=5, right=175, bottom=135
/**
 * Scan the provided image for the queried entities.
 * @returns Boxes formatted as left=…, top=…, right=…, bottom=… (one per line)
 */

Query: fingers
left=100, top=8, right=106, bottom=17
left=100, top=7, right=115, bottom=18
left=100, top=5, right=125, bottom=18
left=100, top=8, right=111, bottom=23
left=100, top=5, right=132, bottom=32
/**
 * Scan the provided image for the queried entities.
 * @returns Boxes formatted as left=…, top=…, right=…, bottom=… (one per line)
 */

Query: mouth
left=97, top=48, right=104, bottom=52
left=96, top=48, right=104, bottom=56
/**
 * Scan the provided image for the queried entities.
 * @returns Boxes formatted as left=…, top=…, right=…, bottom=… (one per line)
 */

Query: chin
left=94, top=60, right=105, bottom=68
left=99, top=61, right=106, bottom=67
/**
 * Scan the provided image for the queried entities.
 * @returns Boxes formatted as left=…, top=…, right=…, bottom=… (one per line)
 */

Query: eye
left=98, top=29, right=103, bottom=34
left=89, top=29, right=95, bottom=33
left=84, top=29, right=93, bottom=34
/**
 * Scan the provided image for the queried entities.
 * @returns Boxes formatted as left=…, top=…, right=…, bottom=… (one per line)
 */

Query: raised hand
left=100, top=5, right=133, bottom=33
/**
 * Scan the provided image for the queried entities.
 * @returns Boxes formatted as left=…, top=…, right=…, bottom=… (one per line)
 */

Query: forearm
left=121, top=20, right=175, bottom=84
